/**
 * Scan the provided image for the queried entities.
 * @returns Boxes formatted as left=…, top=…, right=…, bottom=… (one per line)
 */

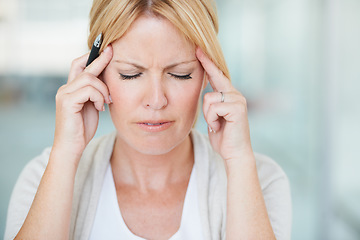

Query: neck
left=111, top=133, right=194, bottom=192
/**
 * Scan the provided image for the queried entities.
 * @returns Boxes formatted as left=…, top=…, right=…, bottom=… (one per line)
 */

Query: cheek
left=103, top=69, right=139, bottom=104
left=172, top=79, right=203, bottom=116
left=103, top=71, right=137, bottom=122
left=185, top=71, right=205, bottom=105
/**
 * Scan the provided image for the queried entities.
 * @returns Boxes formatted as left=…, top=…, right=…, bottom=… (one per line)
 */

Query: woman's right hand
left=52, top=46, right=113, bottom=162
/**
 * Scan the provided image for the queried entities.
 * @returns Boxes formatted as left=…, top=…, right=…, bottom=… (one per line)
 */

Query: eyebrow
left=113, top=59, right=197, bottom=70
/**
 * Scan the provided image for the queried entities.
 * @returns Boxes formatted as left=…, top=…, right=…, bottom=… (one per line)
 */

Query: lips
left=136, top=120, right=174, bottom=132
left=143, top=122, right=166, bottom=126
left=138, top=120, right=171, bottom=125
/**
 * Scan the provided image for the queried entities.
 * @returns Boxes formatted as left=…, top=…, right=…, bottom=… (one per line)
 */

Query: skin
left=102, top=15, right=206, bottom=238
left=15, top=14, right=275, bottom=240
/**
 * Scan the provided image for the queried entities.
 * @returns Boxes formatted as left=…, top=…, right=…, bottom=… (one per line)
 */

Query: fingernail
left=109, top=95, right=113, bottom=103
left=209, top=126, right=213, bottom=133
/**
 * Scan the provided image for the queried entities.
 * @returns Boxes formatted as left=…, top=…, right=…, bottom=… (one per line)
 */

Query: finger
left=202, top=91, right=244, bottom=119
left=64, top=86, right=106, bottom=113
left=205, top=101, right=247, bottom=132
left=196, top=47, right=232, bottom=92
left=68, top=53, right=90, bottom=83
left=61, top=73, right=111, bottom=104
left=84, top=45, right=113, bottom=77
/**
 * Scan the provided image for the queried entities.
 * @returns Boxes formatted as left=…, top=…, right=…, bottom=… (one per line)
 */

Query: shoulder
left=9, top=147, right=52, bottom=200
left=10, top=131, right=116, bottom=189
left=254, top=152, right=289, bottom=190
left=4, top=132, right=116, bottom=240
left=4, top=147, right=51, bottom=240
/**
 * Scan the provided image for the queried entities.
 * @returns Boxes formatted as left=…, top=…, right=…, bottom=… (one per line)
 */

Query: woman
left=5, top=0, right=291, bottom=239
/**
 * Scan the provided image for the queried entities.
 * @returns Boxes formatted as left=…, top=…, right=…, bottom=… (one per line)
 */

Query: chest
left=89, top=166, right=206, bottom=240
left=115, top=183, right=188, bottom=239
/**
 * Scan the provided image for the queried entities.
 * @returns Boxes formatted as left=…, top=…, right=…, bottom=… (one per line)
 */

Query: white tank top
left=89, top=164, right=204, bottom=240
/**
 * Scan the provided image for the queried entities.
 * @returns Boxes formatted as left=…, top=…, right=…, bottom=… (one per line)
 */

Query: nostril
left=146, top=94, right=168, bottom=110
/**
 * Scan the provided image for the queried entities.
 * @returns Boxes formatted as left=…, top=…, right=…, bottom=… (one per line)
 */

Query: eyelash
left=119, top=73, right=192, bottom=80
left=169, top=73, right=192, bottom=80
left=120, top=73, right=142, bottom=80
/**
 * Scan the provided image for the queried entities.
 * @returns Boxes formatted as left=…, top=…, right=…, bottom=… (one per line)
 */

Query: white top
left=89, top=164, right=204, bottom=240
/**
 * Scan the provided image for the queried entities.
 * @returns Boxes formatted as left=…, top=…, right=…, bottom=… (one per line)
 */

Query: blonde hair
left=88, top=0, right=230, bottom=80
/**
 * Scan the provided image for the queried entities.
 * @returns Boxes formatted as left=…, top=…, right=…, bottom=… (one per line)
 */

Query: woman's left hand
left=196, top=48, right=253, bottom=163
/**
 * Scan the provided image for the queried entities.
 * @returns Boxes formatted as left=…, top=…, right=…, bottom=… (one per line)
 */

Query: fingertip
left=96, top=102, right=105, bottom=112
left=210, top=119, right=221, bottom=132
left=208, top=125, right=218, bottom=134
left=103, top=44, right=112, bottom=54
left=196, top=47, right=204, bottom=59
left=102, top=45, right=113, bottom=60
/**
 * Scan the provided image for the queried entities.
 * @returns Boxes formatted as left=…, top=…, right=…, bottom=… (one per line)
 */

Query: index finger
left=196, top=47, right=232, bottom=92
left=84, top=45, right=113, bottom=77
left=68, top=53, right=90, bottom=83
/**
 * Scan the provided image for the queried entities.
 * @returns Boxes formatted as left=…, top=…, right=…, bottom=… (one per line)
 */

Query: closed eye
left=119, top=73, right=142, bottom=80
left=168, top=73, right=192, bottom=80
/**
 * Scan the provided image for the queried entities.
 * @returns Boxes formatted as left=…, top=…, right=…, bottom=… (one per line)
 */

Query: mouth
left=136, top=121, right=174, bottom=132
left=142, top=122, right=167, bottom=126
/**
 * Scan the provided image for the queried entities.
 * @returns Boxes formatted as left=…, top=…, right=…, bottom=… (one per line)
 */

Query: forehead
left=111, top=15, right=195, bottom=65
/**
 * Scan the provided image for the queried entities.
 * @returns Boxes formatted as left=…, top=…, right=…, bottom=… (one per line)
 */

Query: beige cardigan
left=5, top=129, right=292, bottom=240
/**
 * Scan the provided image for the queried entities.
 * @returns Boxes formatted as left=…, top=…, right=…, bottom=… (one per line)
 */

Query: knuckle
left=80, top=71, right=92, bottom=80
left=55, top=85, right=66, bottom=101
left=86, top=86, right=101, bottom=99
left=55, top=93, right=61, bottom=103
left=84, top=85, right=95, bottom=94
left=236, top=100, right=247, bottom=113
left=77, top=72, right=95, bottom=85
left=233, top=92, right=246, bottom=104
left=203, top=92, right=211, bottom=104
left=56, top=94, right=72, bottom=110
left=56, top=85, right=63, bottom=95
left=71, top=56, right=82, bottom=68
left=206, top=103, right=215, bottom=117
left=84, top=72, right=100, bottom=84
left=205, top=110, right=211, bottom=122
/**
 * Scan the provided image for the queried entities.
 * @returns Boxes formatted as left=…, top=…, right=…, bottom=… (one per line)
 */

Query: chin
left=131, top=134, right=185, bottom=155
left=116, top=127, right=191, bottom=156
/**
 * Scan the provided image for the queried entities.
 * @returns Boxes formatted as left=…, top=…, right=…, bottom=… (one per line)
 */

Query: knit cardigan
left=5, top=129, right=292, bottom=240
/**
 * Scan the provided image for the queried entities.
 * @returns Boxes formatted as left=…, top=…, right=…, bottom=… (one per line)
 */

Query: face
left=103, top=15, right=206, bottom=155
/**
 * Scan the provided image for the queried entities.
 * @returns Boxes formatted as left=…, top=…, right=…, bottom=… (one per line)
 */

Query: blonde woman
left=5, top=0, right=291, bottom=239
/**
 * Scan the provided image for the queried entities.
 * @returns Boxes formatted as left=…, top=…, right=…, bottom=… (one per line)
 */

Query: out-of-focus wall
left=1, top=0, right=359, bottom=239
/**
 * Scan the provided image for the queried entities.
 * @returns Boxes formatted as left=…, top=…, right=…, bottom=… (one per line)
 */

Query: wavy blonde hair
left=88, top=0, right=230, bottom=80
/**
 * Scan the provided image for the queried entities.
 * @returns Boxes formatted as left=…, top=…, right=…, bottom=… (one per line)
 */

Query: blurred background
left=0, top=0, right=359, bottom=239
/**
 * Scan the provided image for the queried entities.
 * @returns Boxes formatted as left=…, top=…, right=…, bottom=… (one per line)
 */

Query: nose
left=143, top=78, right=168, bottom=110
